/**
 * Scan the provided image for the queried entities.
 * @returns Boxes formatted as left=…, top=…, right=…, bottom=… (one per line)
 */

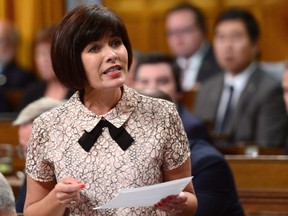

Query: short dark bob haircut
left=51, top=4, right=133, bottom=90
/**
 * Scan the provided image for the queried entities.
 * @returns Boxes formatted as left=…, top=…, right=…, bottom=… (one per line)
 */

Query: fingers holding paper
left=54, top=176, right=86, bottom=207
left=154, top=192, right=188, bottom=215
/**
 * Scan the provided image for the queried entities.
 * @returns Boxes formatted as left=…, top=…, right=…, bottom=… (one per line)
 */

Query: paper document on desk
left=94, top=176, right=193, bottom=209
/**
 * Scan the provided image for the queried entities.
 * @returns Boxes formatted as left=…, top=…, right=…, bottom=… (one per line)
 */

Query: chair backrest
left=178, top=89, right=198, bottom=112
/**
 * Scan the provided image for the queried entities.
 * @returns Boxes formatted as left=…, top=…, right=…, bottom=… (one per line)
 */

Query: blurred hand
left=54, top=176, right=85, bottom=207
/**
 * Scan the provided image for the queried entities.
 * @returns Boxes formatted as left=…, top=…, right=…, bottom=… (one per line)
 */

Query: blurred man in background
left=194, top=8, right=288, bottom=148
left=0, top=20, right=35, bottom=112
left=165, top=3, right=221, bottom=91
left=134, top=52, right=210, bottom=142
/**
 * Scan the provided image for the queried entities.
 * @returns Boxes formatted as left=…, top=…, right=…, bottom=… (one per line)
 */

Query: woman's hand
left=54, top=176, right=86, bottom=207
left=154, top=192, right=188, bottom=215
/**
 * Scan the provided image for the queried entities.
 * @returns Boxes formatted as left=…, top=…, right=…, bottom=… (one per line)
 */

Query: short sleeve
left=162, top=103, right=190, bottom=170
left=25, top=116, right=55, bottom=182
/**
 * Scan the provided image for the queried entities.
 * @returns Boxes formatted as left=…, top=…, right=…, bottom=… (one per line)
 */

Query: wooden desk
left=226, top=155, right=288, bottom=215
left=218, top=145, right=285, bottom=156
left=0, top=118, right=19, bottom=145
left=178, top=88, right=197, bottom=112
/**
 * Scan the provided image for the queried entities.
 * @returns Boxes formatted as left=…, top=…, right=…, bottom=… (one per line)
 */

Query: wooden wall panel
left=103, top=0, right=288, bottom=61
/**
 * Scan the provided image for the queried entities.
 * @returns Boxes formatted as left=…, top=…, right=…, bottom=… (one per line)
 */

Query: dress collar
left=69, top=85, right=139, bottom=132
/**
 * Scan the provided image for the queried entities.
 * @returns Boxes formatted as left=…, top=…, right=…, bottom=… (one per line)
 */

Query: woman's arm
left=24, top=176, right=85, bottom=216
left=155, top=157, right=198, bottom=215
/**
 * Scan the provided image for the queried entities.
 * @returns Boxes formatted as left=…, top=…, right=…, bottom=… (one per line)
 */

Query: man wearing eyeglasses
left=165, top=3, right=222, bottom=91
left=0, top=20, right=35, bottom=112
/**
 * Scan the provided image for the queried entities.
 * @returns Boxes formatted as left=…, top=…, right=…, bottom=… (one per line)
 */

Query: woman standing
left=24, top=4, right=197, bottom=216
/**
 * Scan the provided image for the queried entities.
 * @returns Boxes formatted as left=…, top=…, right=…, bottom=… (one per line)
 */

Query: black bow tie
left=78, top=119, right=134, bottom=152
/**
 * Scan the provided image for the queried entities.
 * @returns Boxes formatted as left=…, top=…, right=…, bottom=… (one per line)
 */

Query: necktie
left=78, top=119, right=134, bottom=152
left=217, top=85, right=234, bottom=133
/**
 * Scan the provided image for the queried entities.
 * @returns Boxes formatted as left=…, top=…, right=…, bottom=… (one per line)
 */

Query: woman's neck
left=83, top=87, right=123, bottom=115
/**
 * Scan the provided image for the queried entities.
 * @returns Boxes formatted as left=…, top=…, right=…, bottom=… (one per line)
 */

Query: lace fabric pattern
left=25, top=86, right=190, bottom=215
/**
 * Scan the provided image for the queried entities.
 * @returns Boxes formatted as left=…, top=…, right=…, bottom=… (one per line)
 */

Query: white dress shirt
left=216, top=62, right=257, bottom=130
left=177, top=42, right=209, bottom=91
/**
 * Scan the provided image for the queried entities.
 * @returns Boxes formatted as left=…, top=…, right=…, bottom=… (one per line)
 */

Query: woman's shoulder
left=124, top=85, right=176, bottom=115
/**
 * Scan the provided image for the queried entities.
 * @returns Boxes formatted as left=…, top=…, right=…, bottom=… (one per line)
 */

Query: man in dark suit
left=190, top=139, right=245, bottom=216
left=135, top=64, right=245, bottom=215
left=165, top=3, right=221, bottom=91
left=134, top=52, right=210, bottom=142
left=0, top=20, right=35, bottom=112
left=194, top=9, right=288, bottom=147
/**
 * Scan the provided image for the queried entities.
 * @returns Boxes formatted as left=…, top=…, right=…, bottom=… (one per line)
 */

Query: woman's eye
left=111, top=39, right=122, bottom=47
left=88, top=45, right=100, bottom=52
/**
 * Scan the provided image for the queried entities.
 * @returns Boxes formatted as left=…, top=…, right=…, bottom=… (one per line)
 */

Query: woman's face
left=81, top=34, right=128, bottom=91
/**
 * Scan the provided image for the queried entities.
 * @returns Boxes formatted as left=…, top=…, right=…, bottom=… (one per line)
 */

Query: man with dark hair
left=137, top=70, right=245, bottom=216
left=194, top=8, right=288, bottom=147
left=165, top=3, right=221, bottom=91
left=134, top=52, right=210, bottom=142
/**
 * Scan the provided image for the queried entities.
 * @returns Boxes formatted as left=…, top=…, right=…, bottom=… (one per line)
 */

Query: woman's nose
left=104, top=47, right=118, bottom=62
left=148, top=82, right=158, bottom=89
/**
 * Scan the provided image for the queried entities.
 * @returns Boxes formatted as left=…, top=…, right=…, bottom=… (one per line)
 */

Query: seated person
left=134, top=52, right=210, bottom=142
left=0, top=20, right=35, bottom=112
left=140, top=88, right=245, bottom=215
left=0, top=173, right=17, bottom=216
left=165, top=3, right=222, bottom=91
left=194, top=8, right=288, bottom=147
left=282, top=63, right=288, bottom=113
left=190, top=139, right=244, bottom=216
left=12, top=97, right=65, bottom=213
left=17, top=26, right=74, bottom=111
left=282, top=63, right=288, bottom=154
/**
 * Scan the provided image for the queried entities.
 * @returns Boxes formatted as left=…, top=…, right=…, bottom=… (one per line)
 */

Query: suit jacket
left=177, top=104, right=210, bottom=142
left=0, top=62, right=36, bottom=112
left=195, top=46, right=222, bottom=83
left=15, top=176, right=26, bottom=213
left=0, top=62, right=35, bottom=89
left=190, top=139, right=245, bottom=216
left=194, top=65, right=288, bottom=147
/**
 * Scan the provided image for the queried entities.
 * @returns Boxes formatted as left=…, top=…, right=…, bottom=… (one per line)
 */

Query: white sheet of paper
left=93, top=176, right=193, bottom=209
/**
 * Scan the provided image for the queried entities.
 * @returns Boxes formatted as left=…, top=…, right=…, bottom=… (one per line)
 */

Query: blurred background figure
left=0, top=20, right=35, bottom=112
left=13, top=97, right=65, bottom=214
left=194, top=8, right=288, bottom=148
left=17, top=26, right=74, bottom=111
left=0, top=172, right=17, bottom=216
left=134, top=52, right=210, bottom=142
left=165, top=3, right=221, bottom=91
left=189, top=139, right=245, bottom=216
left=125, top=49, right=142, bottom=88
left=282, top=63, right=288, bottom=155
left=282, top=63, right=288, bottom=113
left=139, top=87, right=245, bottom=216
